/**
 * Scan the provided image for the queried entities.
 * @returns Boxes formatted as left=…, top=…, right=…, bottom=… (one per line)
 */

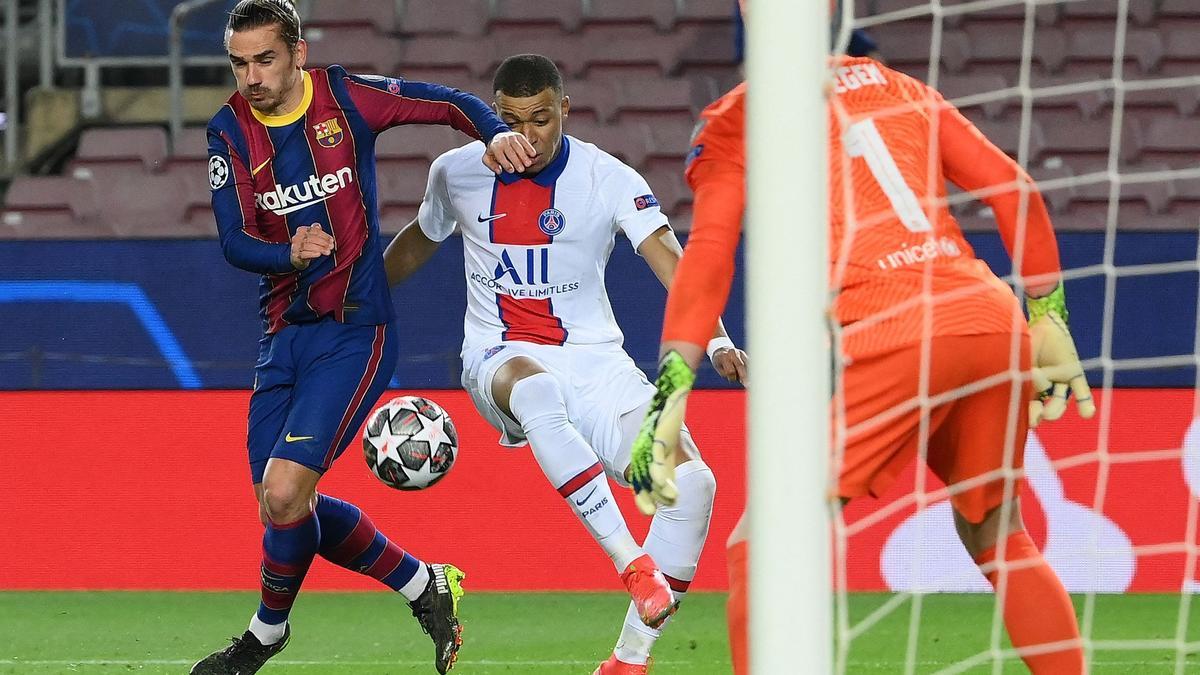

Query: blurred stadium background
left=1, top=0, right=1199, bottom=672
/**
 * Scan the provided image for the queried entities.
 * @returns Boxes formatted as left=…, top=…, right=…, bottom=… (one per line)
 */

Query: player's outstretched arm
left=383, top=218, right=441, bottom=287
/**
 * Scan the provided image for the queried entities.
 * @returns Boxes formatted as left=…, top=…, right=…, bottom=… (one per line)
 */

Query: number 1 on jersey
left=843, top=118, right=933, bottom=233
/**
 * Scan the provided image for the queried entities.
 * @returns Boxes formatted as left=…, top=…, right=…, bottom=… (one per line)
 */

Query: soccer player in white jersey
left=383, top=54, right=748, bottom=673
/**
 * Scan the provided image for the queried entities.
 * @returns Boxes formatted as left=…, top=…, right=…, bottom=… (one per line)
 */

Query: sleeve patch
left=208, top=155, right=230, bottom=190
left=685, top=144, right=704, bottom=169
left=634, top=194, right=660, bottom=211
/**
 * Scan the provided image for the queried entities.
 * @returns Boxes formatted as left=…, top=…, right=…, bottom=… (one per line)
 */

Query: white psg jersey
left=418, top=135, right=669, bottom=352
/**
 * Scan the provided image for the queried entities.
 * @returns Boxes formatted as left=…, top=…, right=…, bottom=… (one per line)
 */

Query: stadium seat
left=941, top=0, right=1062, bottom=26
left=939, top=73, right=1012, bottom=119
left=962, top=23, right=1066, bottom=73
left=1029, top=163, right=1077, bottom=215
left=74, top=126, right=169, bottom=173
left=306, top=0, right=399, bottom=32
left=0, top=176, right=103, bottom=238
left=968, top=118, right=1046, bottom=164
left=86, top=171, right=189, bottom=237
left=397, top=36, right=497, bottom=78
left=1059, top=0, right=1159, bottom=27
left=1140, top=117, right=1200, bottom=161
left=306, top=26, right=399, bottom=74
left=399, top=0, right=489, bottom=37
left=377, top=161, right=430, bottom=210
left=169, top=126, right=210, bottom=163
left=610, top=77, right=694, bottom=122
left=876, top=23, right=971, bottom=73
left=1066, top=28, right=1163, bottom=75
left=583, top=0, right=678, bottom=32
left=376, top=125, right=475, bottom=164
left=641, top=164, right=692, bottom=215
left=1041, top=117, right=1141, bottom=164
left=675, top=24, right=739, bottom=74
left=578, top=25, right=682, bottom=76
left=675, top=0, right=738, bottom=26
left=489, top=0, right=584, bottom=34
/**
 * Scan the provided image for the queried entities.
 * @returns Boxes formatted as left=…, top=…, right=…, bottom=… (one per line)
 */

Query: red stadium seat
left=962, top=23, right=1066, bottom=74
left=489, top=0, right=584, bottom=34
left=1066, top=28, right=1163, bottom=75
left=876, top=23, right=971, bottom=73
left=1060, top=0, right=1159, bottom=27
left=641, top=164, right=692, bottom=216
left=675, top=0, right=737, bottom=26
left=1, top=176, right=103, bottom=237
left=1028, top=163, right=1078, bottom=215
left=306, top=0, right=398, bottom=32
left=938, top=73, right=1012, bottom=120
left=376, top=125, right=475, bottom=164
left=399, top=0, right=488, bottom=37
left=397, top=36, right=497, bottom=78
left=1141, top=117, right=1200, bottom=157
left=306, top=26, right=399, bottom=74
left=85, top=171, right=189, bottom=237
left=583, top=0, right=677, bottom=31
left=610, top=77, right=694, bottom=122
left=74, top=126, right=169, bottom=172
left=170, top=126, right=210, bottom=162
left=376, top=161, right=430, bottom=210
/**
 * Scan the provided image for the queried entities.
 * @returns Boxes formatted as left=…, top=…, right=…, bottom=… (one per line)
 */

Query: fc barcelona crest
left=313, top=118, right=344, bottom=149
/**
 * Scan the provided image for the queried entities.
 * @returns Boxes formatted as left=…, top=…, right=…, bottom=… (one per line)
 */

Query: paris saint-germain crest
left=538, top=208, right=566, bottom=236
left=313, top=118, right=344, bottom=149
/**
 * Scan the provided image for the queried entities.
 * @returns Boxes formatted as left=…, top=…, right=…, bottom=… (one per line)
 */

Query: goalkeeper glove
left=1027, top=282, right=1095, bottom=426
left=629, top=350, right=696, bottom=516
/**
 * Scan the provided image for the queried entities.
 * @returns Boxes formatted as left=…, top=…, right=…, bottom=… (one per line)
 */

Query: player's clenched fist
left=1027, top=283, right=1095, bottom=427
left=482, top=131, right=537, bottom=174
left=290, top=224, right=336, bottom=270
left=629, top=351, right=696, bottom=515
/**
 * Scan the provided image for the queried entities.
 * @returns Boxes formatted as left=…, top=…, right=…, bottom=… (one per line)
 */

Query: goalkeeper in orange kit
left=627, top=31, right=1095, bottom=675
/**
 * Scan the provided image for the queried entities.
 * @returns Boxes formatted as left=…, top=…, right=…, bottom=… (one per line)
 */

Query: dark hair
left=492, top=54, right=564, bottom=98
left=226, top=0, right=302, bottom=50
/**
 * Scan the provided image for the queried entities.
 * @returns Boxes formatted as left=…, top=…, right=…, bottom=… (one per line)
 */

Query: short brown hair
left=226, top=0, right=302, bottom=50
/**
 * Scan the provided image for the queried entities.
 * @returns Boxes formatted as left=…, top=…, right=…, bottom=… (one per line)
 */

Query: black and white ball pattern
left=363, top=396, right=459, bottom=490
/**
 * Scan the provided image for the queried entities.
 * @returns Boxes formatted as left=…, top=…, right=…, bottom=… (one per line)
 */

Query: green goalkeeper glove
left=629, top=350, right=696, bottom=516
left=1027, top=283, right=1095, bottom=426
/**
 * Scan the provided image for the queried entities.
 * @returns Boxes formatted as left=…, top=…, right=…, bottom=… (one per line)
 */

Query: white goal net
left=824, top=1, right=1200, bottom=673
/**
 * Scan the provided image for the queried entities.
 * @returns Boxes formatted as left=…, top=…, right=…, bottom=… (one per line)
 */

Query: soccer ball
left=362, top=396, right=459, bottom=490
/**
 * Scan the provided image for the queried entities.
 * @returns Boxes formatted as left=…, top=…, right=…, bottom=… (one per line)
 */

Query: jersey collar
left=497, top=135, right=570, bottom=187
left=251, top=70, right=313, bottom=127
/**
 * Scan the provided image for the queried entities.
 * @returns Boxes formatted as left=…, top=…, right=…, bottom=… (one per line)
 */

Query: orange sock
left=726, top=540, right=749, bottom=675
left=974, top=531, right=1084, bottom=674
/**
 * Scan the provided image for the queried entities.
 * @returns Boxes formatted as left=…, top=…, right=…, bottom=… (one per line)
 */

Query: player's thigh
left=572, top=349, right=687, bottom=487
left=275, top=322, right=399, bottom=475
left=460, top=342, right=564, bottom=448
left=837, top=343, right=943, bottom=500
left=927, top=334, right=1031, bottom=524
left=247, top=330, right=296, bottom=485
left=610, top=397, right=702, bottom=484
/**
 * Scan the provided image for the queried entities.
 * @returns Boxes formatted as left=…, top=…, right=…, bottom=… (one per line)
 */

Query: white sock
left=510, top=373, right=643, bottom=572
left=398, top=563, right=430, bottom=602
left=612, top=460, right=716, bottom=664
left=248, top=613, right=287, bottom=646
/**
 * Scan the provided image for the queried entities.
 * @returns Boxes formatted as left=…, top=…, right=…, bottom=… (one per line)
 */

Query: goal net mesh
left=831, top=1, right=1200, bottom=672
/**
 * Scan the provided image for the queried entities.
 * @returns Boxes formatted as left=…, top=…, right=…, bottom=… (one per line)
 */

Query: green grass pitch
left=0, top=592, right=1195, bottom=673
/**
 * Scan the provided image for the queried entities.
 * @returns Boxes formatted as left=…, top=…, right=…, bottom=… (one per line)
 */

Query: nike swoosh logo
left=251, top=157, right=272, bottom=176
left=574, top=486, right=598, bottom=506
left=284, top=433, right=314, bottom=443
left=477, top=212, right=508, bottom=223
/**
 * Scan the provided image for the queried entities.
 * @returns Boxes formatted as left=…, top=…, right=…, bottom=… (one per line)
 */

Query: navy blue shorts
left=247, top=319, right=398, bottom=484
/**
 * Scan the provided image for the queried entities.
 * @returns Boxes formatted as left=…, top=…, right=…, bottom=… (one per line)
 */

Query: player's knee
left=261, top=478, right=315, bottom=524
left=677, top=459, right=717, bottom=506
left=955, top=499, right=1024, bottom=560
left=508, top=371, right=568, bottom=430
left=492, top=356, right=548, bottom=417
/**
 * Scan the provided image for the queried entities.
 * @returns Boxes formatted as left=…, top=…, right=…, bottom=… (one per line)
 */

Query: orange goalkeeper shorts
left=836, top=333, right=1032, bottom=524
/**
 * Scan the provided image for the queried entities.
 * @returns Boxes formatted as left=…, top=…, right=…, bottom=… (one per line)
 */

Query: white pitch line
left=0, top=659, right=702, bottom=666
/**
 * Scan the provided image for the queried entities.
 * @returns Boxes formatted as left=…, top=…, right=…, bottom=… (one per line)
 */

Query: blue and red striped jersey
left=207, top=65, right=508, bottom=334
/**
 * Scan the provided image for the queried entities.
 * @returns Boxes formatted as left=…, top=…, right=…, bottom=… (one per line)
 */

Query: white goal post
left=746, top=0, right=833, bottom=673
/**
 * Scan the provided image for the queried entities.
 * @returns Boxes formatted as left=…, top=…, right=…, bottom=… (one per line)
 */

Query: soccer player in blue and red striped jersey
left=192, top=2, right=534, bottom=674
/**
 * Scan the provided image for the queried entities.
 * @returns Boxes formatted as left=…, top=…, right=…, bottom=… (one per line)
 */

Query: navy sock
left=316, top=494, right=424, bottom=593
left=257, top=511, right=320, bottom=625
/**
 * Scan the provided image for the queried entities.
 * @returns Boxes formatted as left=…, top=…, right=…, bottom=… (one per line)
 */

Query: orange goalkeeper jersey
left=662, top=58, right=1062, bottom=359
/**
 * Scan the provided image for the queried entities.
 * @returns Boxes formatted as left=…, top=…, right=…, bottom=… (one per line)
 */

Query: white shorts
left=461, top=340, right=688, bottom=487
